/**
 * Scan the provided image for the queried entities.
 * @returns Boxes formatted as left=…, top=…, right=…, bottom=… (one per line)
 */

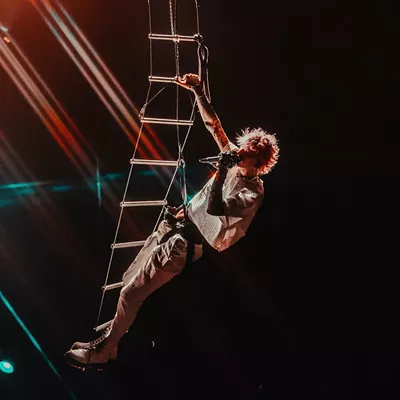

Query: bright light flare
left=0, top=360, right=14, bottom=374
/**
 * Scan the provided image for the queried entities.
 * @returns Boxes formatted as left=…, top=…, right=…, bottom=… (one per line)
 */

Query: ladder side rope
left=169, top=0, right=188, bottom=211
left=151, top=104, right=196, bottom=232
left=195, top=0, right=200, bottom=33
left=95, top=88, right=153, bottom=328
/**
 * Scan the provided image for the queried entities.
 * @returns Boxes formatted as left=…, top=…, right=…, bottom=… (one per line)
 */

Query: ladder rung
left=140, top=117, right=193, bottom=126
left=149, top=75, right=176, bottom=83
left=130, top=159, right=179, bottom=167
left=149, top=33, right=196, bottom=42
left=102, top=282, right=123, bottom=292
left=111, top=240, right=146, bottom=249
left=94, top=320, right=113, bottom=332
left=121, top=200, right=167, bottom=207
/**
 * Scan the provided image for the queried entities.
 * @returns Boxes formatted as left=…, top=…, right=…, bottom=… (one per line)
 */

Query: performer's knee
left=152, top=234, right=188, bottom=273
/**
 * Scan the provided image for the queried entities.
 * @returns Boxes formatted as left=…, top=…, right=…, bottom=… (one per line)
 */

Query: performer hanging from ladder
left=64, top=73, right=280, bottom=370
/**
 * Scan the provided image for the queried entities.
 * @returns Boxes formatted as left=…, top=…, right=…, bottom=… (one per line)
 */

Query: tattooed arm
left=176, top=74, right=230, bottom=152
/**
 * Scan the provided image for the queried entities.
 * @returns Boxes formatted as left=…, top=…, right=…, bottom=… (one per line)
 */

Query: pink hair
left=236, top=127, right=280, bottom=175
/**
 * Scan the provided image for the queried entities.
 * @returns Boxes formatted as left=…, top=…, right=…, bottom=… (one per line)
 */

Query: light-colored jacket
left=188, top=142, right=264, bottom=252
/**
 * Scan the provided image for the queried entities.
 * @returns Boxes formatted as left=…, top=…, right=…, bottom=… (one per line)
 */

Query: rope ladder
left=94, top=0, right=209, bottom=331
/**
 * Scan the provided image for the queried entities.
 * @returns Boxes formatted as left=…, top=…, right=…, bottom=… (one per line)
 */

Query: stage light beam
left=0, top=291, right=77, bottom=399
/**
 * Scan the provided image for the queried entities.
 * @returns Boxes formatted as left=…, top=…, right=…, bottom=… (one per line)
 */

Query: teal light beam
left=96, top=158, right=101, bottom=207
left=0, top=181, right=43, bottom=190
left=0, top=291, right=77, bottom=400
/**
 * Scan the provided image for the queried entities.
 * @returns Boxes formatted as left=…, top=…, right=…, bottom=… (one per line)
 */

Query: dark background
left=0, top=1, right=398, bottom=399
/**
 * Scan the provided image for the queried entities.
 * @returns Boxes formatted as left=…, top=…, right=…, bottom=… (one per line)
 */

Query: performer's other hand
left=176, top=209, right=185, bottom=220
left=175, top=73, right=201, bottom=91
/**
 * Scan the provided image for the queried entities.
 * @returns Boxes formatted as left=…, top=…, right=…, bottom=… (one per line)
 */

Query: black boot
left=65, top=328, right=117, bottom=371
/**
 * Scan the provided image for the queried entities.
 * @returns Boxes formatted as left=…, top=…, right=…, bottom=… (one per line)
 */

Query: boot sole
left=64, top=351, right=108, bottom=372
left=70, top=344, right=117, bottom=360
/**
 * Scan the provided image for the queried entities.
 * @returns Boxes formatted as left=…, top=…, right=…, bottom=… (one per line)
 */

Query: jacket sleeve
left=223, top=189, right=262, bottom=217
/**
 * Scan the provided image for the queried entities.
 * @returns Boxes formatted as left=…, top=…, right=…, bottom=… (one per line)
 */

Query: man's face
left=237, top=148, right=257, bottom=169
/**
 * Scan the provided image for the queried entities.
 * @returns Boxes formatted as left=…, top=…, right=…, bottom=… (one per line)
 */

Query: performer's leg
left=65, top=231, right=189, bottom=369
left=109, top=232, right=188, bottom=342
left=120, top=219, right=173, bottom=285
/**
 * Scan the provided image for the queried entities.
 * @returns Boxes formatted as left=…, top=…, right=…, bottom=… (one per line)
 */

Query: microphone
left=198, top=155, right=222, bottom=164
left=199, top=151, right=242, bottom=167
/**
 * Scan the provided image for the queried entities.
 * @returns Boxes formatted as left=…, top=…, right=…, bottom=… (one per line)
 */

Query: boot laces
left=88, top=327, right=111, bottom=350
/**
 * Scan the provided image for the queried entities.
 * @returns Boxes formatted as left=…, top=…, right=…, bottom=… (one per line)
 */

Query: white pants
left=108, top=220, right=202, bottom=344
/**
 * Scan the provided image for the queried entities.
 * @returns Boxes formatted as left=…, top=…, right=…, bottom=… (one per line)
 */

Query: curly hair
left=236, top=127, right=280, bottom=175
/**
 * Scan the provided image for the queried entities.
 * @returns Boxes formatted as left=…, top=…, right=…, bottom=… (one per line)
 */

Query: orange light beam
left=30, top=0, right=151, bottom=157
left=56, top=0, right=167, bottom=159
left=35, top=0, right=159, bottom=159
left=9, top=32, right=94, bottom=155
left=0, top=43, right=79, bottom=169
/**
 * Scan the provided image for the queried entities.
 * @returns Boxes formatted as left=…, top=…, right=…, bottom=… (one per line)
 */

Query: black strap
left=197, top=40, right=211, bottom=103
left=158, top=217, right=203, bottom=265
